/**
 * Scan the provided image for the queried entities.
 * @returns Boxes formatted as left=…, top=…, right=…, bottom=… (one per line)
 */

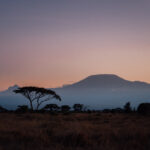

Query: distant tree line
left=0, top=86, right=150, bottom=115
left=0, top=102, right=150, bottom=115
left=13, top=103, right=84, bottom=113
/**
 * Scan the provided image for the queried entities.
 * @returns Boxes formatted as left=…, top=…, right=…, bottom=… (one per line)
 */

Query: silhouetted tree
left=44, top=104, right=60, bottom=112
left=16, top=105, right=29, bottom=113
left=73, top=104, right=83, bottom=112
left=61, top=105, right=70, bottom=112
left=124, top=102, right=132, bottom=113
left=14, top=86, right=61, bottom=110
left=137, top=103, right=150, bottom=115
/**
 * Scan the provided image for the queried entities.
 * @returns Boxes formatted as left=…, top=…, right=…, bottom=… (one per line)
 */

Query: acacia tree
left=14, top=86, right=61, bottom=110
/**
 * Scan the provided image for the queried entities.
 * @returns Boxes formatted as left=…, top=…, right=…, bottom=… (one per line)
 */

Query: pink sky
left=0, top=0, right=150, bottom=90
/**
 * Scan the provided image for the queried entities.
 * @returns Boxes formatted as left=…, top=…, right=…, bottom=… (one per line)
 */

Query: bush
left=124, top=102, right=132, bottom=113
left=16, top=105, right=29, bottom=113
left=0, top=105, right=7, bottom=113
left=43, top=104, right=60, bottom=112
left=73, top=104, right=83, bottom=112
left=137, top=103, right=150, bottom=115
left=61, top=105, right=71, bottom=113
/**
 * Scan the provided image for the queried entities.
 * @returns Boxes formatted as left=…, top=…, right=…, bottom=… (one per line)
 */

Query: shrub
left=61, top=105, right=71, bottom=113
left=0, top=105, right=7, bottom=113
left=124, top=102, right=132, bottom=113
left=137, top=103, right=150, bottom=115
left=43, top=104, right=60, bottom=112
left=73, top=104, right=83, bottom=112
left=16, top=105, right=29, bottom=113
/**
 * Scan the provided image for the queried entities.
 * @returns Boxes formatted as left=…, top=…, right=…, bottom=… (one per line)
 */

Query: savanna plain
left=0, top=112, right=150, bottom=150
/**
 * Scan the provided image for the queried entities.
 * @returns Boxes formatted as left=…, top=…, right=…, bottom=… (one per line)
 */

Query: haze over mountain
left=0, top=74, right=150, bottom=110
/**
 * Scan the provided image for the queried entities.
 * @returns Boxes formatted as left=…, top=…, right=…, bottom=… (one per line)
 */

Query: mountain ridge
left=1, top=74, right=150, bottom=92
left=62, top=74, right=150, bottom=89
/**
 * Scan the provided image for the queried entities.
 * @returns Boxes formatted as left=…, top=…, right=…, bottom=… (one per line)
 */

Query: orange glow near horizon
left=0, top=1, right=150, bottom=91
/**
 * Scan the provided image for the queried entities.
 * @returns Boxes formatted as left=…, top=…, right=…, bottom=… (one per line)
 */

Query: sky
left=0, top=0, right=150, bottom=90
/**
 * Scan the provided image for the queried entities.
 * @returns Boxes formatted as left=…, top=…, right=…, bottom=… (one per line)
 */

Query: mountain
left=1, top=74, right=150, bottom=110
left=55, top=74, right=150, bottom=109
left=0, top=85, right=27, bottom=110
left=62, top=74, right=150, bottom=89
left=8, top=84, right=19, bottom=91
left=1, top=85, right=19, bottom=94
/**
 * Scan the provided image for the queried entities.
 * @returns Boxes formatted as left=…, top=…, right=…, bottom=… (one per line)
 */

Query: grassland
left=0, top=112, right=149, bottom=150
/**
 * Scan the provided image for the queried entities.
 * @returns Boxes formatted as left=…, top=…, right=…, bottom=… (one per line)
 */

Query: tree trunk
left=29, top=101, right=33, bottom=111
left=36, top=104, right=40, bottom=110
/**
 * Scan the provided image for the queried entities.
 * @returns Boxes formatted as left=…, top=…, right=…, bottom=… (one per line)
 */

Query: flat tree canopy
left=14, top=86, right=61, bottom=110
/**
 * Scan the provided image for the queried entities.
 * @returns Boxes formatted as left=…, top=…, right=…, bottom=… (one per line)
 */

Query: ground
left=0, top=112, right=149, bottom=150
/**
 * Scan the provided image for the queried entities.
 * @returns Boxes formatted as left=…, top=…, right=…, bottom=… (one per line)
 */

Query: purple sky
left=0, top=0, right=150, bottom=90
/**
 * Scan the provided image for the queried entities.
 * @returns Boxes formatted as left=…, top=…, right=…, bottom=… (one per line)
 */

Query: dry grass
left=0, top=112, right=149, bottom=150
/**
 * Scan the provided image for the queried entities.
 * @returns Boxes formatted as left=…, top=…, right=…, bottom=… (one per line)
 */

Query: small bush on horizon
left=73, top=104, right=83, bottom=112
left=61, top=105, right=71, bottom=113
left=124, top=102, right=132, bottom=113
left=0, top=105, right=7, bottom=113
left=15, top=105, right=29, bottom=113
left=137, top=103, right=150, bottom=115
left=43, top=104, right=60, bottom=112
